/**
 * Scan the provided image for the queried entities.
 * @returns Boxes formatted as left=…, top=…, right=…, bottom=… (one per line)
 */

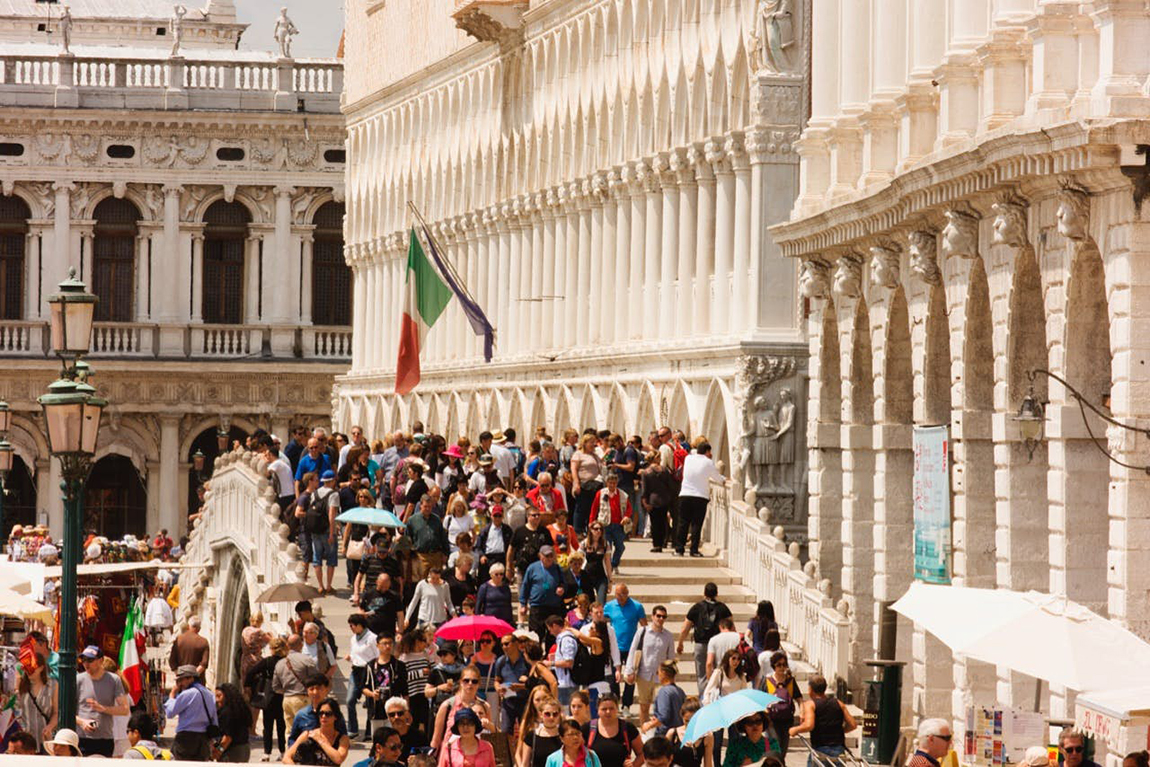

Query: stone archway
left=85, top=454, right=147, bottom=539
left=213, top=548, right=252, bottom=686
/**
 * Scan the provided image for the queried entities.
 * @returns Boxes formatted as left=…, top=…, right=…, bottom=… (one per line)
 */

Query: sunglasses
left=479, top=638, right=493, bottom=644
left=461, top=678, right=479, bottom=685
left=382, top=741, right=402, bottom=750
left=542, top=711, right=559, bottom=718
left=934, top=735, right=953, bottom=742
left=318, top=710, right=336, bottom=718
left=654, top=613, right=667, bottom=619
left=387, top=711, right=405, bottom=719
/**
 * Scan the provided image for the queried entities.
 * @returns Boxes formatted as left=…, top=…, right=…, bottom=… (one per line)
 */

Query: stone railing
left=706, top=479, right=852, bottom=687
left=91, top=322, right=155, bottom=356
left=303, top=326, right=353, bottom=360
left=176, top=449, right=304, bottom=686
left=0, top=321, right=46, bottom=355
left=0, top=52, right=342, bottom=113
left=0, top=320, right=351, bottom=361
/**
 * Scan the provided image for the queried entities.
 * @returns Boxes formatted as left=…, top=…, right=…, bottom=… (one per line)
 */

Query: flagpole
left=406, top=201, right=479, bottom=308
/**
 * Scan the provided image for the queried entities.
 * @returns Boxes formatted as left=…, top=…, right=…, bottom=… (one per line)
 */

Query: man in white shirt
left=302, top=621, right=337, bottom=681
left=675, top=442, right=723, bottom=557
left=263, top=437, right=296, bottom=512
left=343, top=613, right=377, bottom=739
left=338, top=426, right=368, bottom=471
left=547, top=614, right=579, bottom=708
left=705, top=617, right=742, bottom=678
left=483, top=430, right=516, bottom=482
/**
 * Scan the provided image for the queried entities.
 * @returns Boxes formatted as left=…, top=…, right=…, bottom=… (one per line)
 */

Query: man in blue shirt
left=289, top=672, right=348, bottom=746
left=163, top=664, right=217, bottom=761
left=605, top=582, right=646, bottom=714
left=295, top=438, right=333, bottom=495
left=517, top=545, right=566, bottom=649
left=493, top=633, right=530, bottom=729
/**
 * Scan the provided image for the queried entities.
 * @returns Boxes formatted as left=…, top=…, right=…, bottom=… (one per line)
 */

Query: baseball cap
left=321, top=470, right=336, bottom=481
left=79, top=645, right=102, bottom=661
left=538, top=545, right=555, bottom=557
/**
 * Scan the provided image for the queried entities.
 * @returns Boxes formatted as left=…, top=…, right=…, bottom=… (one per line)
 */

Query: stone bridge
left=174, top=449, right=303, bottom=687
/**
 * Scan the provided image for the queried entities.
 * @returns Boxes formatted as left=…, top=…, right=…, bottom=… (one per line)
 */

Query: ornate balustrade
left=176, top=449, right=304, bottom=685
left=706, top=479, right=851, bottom=687
left=0, top=320, right=350, bottom=361
left=0, top=52, right=342, bottom=113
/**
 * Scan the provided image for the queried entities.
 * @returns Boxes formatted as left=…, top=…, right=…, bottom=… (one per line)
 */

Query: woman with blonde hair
left=570, top=434, right=603, bottom=535
left=247, top=635, right=290, bottom=760
left=516, top=695, right=562, bottom=767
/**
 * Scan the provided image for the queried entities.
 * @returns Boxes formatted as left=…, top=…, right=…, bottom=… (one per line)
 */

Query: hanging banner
left=913, top=425, right=952, bottom=584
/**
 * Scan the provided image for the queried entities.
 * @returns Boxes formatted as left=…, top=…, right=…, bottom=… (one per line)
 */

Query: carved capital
left=52, top=181, right=75, bottom=194
left=940, top=207, right=980, bottom=260
left=991, top=194, right=1029, bottom=248
left=1056, top=178, right=1090, bottom=242
left=798, top=257, right=831, bottom=299
left=705, top=138, right=730, bottom=174
left=162, top=183, right=183, bottom=197
left=869, top=243, right=901, bottom=289
left=832, top=254, right=863, bottom=299
left=725, top=132, right=749, bottom=170
left=908, top=230, right=941, bottom=285
left=274, top=184, right=295, bottom=198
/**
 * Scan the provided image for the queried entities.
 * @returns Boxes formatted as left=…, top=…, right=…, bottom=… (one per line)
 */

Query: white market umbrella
left=891, top=582, right=1150, bottom=692
left=0, top=591, right=53, bottom=622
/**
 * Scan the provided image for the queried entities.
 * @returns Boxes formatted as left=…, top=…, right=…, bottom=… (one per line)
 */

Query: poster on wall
left=913, top=425, right=952, bottom=584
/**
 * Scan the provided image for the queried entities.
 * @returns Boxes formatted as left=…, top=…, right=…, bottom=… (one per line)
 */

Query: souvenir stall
left=1076, top=688, right=1150, bottom=767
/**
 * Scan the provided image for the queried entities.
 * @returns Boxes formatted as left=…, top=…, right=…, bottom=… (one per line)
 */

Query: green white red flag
left=395, top=227, right=453, bottom=394
left=118, top=596, right=146, bottom=704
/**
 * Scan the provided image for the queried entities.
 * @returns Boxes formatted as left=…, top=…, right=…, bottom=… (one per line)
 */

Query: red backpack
left=672, top=445, right=689, bottom=482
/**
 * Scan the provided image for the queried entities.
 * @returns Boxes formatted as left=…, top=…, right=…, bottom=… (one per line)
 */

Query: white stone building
left=769, top=0, right=1150, bottom=736
left=336, top=0, right=812, bottom=530
left=0, top=0, right=347, bottom=540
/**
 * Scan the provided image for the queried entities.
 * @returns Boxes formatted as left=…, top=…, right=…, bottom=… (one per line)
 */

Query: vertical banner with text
left=913, top=425, right=952, bottom=584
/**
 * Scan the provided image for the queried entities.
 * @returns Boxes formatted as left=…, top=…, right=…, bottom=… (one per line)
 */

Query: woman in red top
left=436, top=708, right=494, bottom=767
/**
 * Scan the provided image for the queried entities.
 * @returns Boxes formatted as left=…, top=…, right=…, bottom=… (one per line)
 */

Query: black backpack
left=696, top=601, right=720, bottom=643
left=566, top=633, right=597, bottom=687
left=305, top=490, right=331, bottom=535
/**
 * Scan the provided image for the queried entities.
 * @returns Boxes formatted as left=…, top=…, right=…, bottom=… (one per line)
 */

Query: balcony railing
left=0, top=320, right=351, bottom=362
left=0, top=51, right=342, bottom=113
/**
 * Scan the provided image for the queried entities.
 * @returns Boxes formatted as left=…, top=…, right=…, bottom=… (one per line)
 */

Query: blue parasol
left=334, top=506, right=406, bottom=529
left=682, top=688, right=782, bottom=744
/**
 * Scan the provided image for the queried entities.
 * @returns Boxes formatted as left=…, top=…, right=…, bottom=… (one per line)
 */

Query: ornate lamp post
left=37, top=268, right=104, bottom=732
left=0, top=401, right=12, bottom=549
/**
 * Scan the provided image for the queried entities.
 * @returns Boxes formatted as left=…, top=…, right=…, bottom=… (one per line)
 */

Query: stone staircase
left=617, top=543, right=818, bottom=695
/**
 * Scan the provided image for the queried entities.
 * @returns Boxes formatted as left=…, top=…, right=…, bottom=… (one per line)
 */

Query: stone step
left=614, top=566, right=743, bottom=585
left=625, top=583, right=759, bottom=605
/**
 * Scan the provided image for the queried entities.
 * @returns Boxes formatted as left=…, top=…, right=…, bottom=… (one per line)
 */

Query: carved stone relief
left=798, top=257, right=830, bottom=298
left=869, top=243, right=900, bottom=289
left=908, top=230, right=941, bottom=285
left=991, top=195, right=1029, bottom=248
left=940, top=208, right=980, bottom=260
left=832, top=254, right=863, bottom=298
left=1056, top=180, right=1089, bottom=242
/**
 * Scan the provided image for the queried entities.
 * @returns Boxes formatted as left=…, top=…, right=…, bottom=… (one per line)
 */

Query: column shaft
left=159, top=416, right=181, bottom=536
left=713, top=161, right=735, bottom=335
left=694, top=149, right=716, bottom=336
left=659, top=159, right=679, bottom=339
left=731, top=138, right=751, bottom=333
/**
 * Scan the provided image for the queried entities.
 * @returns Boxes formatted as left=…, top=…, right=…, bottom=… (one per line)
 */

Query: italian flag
left=396, top=227, right=453, bottom=394
left=118, top=596, right=146, bottom=704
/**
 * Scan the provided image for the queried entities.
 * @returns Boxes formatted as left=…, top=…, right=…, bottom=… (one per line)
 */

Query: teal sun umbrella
left=335, top=506, right=406, bottom=529
left=683, top=688, right=782, bottom=744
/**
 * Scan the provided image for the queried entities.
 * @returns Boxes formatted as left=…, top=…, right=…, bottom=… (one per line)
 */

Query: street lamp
left=0, top=400, right=12, bottom=550
left=38, top=270, right=102, bottom=733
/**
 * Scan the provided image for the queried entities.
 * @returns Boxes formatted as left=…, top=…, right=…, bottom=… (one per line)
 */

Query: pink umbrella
left=435, top=615, right=516, bottom=641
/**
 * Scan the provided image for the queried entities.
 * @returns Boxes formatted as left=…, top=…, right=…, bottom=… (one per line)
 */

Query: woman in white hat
left=44, top=728, right=81, bottom=756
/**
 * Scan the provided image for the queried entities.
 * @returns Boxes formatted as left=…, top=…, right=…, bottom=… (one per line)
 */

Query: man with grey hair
left=907, top=718, right=953, bottom=767
left=272, top=634, right=317, bottom=724
left=168, top=615, right=209, bottom=680
left=384, top=696, right=430, bottom=760
left=1059, top=728, right=1101, bottom=767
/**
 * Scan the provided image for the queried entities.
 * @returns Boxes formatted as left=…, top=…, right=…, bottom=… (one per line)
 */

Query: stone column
left=674, top=154, right=697, bottom=339
left=898, top=0, right=945, bottom=170
left=351, top=259, right=366, bottom=372
left=588, top=178, right=605, bottom=346
left=244, top=234, right=261, bottom=324
left=482, top=211, right=500, bottom=355
left=540, top=198, right=557, bottom=352
left=712, top=147, right=735, bottom=335
left=865, top=0, right=906, bottom=182
left=300, top=232, right=314, bottom=325
left=364, top=262, right=378, bottom=370
left=134, top=230, right=150, bottom=322
left=611, top=169, right=631, bottom=346
left=730, top=134, right=751, bottom=333
left=935, top=0, right=988, bottom=149
left=600, top=174, right=618, bottom=346
left=656, top=153, right=679, bottom=339
left=41, top=459, right=61, bottom=538
left=51, top=183, right=72, bottom=299
left=517, top=202, right=533, bottom=353
left=627, top=164, right=646, bottom=339
left=551, top=194, right=568, bottom=350
left=692, top=144, right=717, bottom=335
left=1025, top=4, right=1078, bottom=115
left=145, top=461, right=160, bottom=536
left=564, top=184, right=582, bottom=338
left=641, top=161, right=663, bottom=340
left=158, top=184, right=182, bottom=323
left=188, top=231, right=203, bottom=323
left=78, top=227, right=94, bottom=288
left=576, top=189, right=593, bottom=348
left=799, top=0, right=839, bottom=207
left=527, top=199, right=544, bottom=353
left=159, top=415, right=181, bottom=536
left=1089, top=0, right=1150, bottom=117
left=506, top=207, right=524, bottom=355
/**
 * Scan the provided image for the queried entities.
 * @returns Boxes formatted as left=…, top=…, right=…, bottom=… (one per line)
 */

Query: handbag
left=346, top=539, right=365, bottom=561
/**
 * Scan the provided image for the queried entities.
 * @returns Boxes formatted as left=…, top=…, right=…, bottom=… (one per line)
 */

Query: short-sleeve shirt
left=603, top=598, right=645, bottom=653
left=707, top=631, right=742, bottom=667
left=77, top=671, right=125, bottom=739
left=555, top=630, right=579, bottom=688
left=582, top=721, right=639, bottom=767
left=685, top=600, right=731, bottom=645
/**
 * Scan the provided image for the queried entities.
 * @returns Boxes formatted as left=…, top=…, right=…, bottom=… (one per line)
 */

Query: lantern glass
left=0, top=441, right=12, bottom=474
left=80, top=399, right=104, bottom=455
left=1015, top=394, right=1045, bottom=443
left=193, top=450, right=205, bottom=471
left=43, top=398, right=85, bottom=455
left=47, top=268, right=97, bottom=357
left=0, top=402, right=10, bottom=434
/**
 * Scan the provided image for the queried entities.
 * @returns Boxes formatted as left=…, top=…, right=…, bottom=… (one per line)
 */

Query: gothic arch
left=923, top=284, right=952, bottom=425
left=883, top=289, right=913, bottom=425
left=700, top=378, right=733, bottom=472
left=486, top=389, right=503, bottom=431
left=576, top=384, right=600, bottom=431
left=465, top=391, right=483, bottom=438
left=444, top=394, right=461, bottom=442
left=634, top=382, right=658, bottom=437
left=667, top=379, right=693, bottom=436
left=605, top=383, right=629, bottom=436
left=192, top=190, right=262, bottom=224
left=507, top=391, right=526, bottom=442
left=848, top=299, right=874, bottom=425
left=818, top=300, right=841, bottom=423
left=553, top=386, right=574, bottom=435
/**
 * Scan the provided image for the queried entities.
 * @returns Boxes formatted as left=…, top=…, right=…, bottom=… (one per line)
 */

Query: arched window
left=312, top=201, right=349, bottom=326
left=84, top=454, right=147, bottom=539
left=92, top=198, right=140, bottom=322
left=202, top=200, right=250, bottom=324
left=0, top=195, right=30, bottom=320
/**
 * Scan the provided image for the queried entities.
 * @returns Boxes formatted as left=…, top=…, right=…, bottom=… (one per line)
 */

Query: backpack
left=736, top=637, right=760, bottom=682
left=130, top=745, right=173, bottom=760
left=764, top=675, right=797, bottom=720
left=672, top=445, right=689, bottom=483
left=695, top=601, right=720, bottom=644
left=305, top=489, right=331, bottom=535
left=566, top=632, right=597, bottom=687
